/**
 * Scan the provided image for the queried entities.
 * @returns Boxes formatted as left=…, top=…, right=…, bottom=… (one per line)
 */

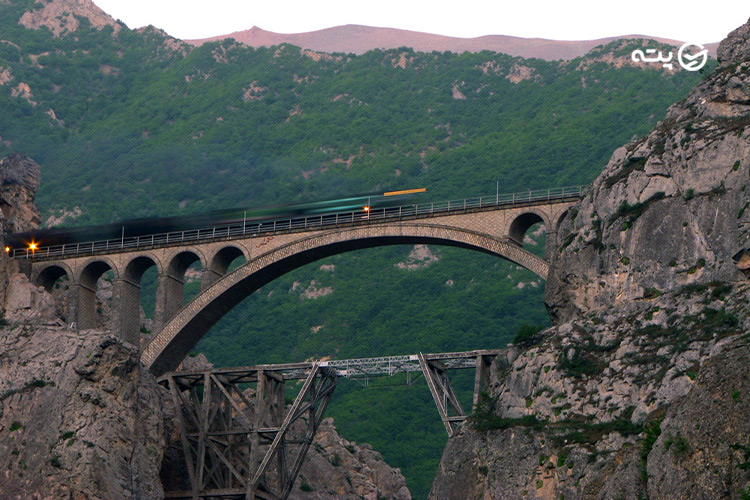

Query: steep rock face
left=431, top=284, right=749, bottom=499
left=647, top=342, right=750, bottom=499
left=0, top=153, right=42, bottom=317
left=545, top=19, right=750, bottom=323
left=0, top=153, right=40, bottom=235
left=431, top=17, right=750, bottom=500
left=0, top=325, right=167, bottom=499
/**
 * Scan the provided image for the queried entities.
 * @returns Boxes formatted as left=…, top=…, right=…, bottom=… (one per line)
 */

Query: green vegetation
left=640, top=416, right=663, bottom=481
left=663, top=434, right=689, bottom=456
left=469, top=393, right=547, bottom=432
left=557, top=350, right=606, bottom=378
left=512, top=324, right=546, bottom=348
left=615, top=191, right=666, bottom=230
left=0, top=7, right=716, bottom=497
left=605, top=156, right=647, bottom=188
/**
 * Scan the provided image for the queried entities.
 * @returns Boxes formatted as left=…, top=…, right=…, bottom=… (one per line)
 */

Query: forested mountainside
left=0, top=0, right=720, bottom=496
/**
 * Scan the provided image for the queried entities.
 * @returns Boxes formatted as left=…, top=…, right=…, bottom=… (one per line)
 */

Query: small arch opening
left=122, top=256, right=158, bottom=343
left=37, top=265, right=72, bottom=322
left=37, top=265, right=69, bottom=292
left=166, top=251, right=204, bottom=305
left=509, top=212, right=546, bottom=247
left=211, top=246, right=246, bottom=276
left=78, top=261, right=114, bottom=330
left=203, top=246, right=247, bottom=291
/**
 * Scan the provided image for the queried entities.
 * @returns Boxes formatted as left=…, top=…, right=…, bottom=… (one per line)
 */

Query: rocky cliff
left=0, top=153, right=40, bottom=236
left=0, top=325, right=168, bottom=499
left=0, top=153, right=42, bottom=318
left=431, top=18, right=750, bottom=500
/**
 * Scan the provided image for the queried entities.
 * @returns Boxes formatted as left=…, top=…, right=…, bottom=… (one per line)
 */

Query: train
left=4, top=188, right=427, bottom=252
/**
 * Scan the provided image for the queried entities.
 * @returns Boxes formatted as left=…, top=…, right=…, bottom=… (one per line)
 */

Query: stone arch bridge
left=15, top=187, right=581, bottom=375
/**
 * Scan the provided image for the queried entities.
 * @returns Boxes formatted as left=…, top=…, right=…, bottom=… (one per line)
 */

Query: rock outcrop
left=19, top=0, right=120, bottom=37
left=545, top=20, right=750, bottom=323
left=291, top=417, right=411, bottom=500
left=431, top=16, right=750, bottom=500
left=0, top=153, right=42, bottom=318
left=0, top=325, right=167, bottom=499
left=0, top=153, right=40, bottom=235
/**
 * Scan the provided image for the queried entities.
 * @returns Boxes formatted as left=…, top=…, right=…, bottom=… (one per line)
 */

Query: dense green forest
left=0, top=1, right=714, bottom=496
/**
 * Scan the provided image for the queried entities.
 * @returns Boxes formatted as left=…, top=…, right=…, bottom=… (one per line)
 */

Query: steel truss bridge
left=161, top=350, right=500, bottom=500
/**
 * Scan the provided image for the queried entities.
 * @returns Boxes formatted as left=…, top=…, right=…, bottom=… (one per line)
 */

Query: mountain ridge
left=185, top=24, right=721, bottom=60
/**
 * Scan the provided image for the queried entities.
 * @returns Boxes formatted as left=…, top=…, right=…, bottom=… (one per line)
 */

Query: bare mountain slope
left=186, top=24, right=720, bottom=60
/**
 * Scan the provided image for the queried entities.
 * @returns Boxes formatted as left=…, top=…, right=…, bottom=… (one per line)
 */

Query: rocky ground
left=0, top=324, right=167, bottom=499
left=430, top=17, right=750, bottom=500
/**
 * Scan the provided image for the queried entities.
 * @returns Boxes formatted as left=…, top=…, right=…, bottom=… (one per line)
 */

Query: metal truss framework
left=161, top=349, right=500, bottom=499
left=162, top=364, right=337, bottom=500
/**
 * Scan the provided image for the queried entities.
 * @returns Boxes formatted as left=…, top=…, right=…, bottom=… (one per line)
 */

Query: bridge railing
left=12, top=185, right=583, bottom=260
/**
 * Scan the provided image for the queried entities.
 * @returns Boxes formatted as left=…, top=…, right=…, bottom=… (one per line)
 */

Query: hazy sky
left=92, top=0, right=750, bottom=43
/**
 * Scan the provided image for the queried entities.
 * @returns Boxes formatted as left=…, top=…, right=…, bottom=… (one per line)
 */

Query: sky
left=91, top=0, right=750, bottom=44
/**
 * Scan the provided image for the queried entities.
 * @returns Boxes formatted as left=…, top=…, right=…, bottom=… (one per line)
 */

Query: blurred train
left=4, top=188, right=426, bottom=252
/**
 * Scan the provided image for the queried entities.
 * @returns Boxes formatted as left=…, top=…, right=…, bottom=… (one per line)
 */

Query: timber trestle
left=161, top=349, right=500, bottom=499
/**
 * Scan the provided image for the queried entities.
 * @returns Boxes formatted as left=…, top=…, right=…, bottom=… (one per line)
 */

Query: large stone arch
left=142, top=223, right=549, bottom=376
left=508, top=210, right=551, bottom=246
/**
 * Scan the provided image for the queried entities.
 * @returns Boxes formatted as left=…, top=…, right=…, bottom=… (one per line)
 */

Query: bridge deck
left=15, top=186, right=582, bottom=262
left=161, top=349, right=502, bottom=388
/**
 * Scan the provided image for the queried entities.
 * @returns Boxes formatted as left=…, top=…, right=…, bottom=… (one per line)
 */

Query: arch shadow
left=142, top=223, right=549, bottom=376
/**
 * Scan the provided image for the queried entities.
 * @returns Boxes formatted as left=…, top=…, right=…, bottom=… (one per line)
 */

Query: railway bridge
left=14, top=186, right=582, bottom=375
left=161, top=349, right=502, bottom=499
